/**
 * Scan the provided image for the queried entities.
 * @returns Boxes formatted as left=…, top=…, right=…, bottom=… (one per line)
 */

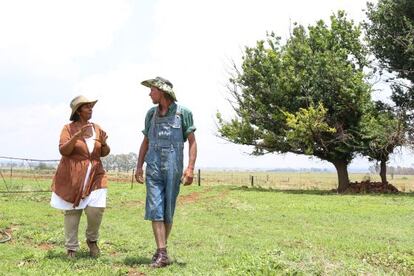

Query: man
left=135, top=76, right=197, bottom=268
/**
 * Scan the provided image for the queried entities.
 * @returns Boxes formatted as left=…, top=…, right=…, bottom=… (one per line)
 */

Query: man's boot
left=150, top=248, right=171, bottom=268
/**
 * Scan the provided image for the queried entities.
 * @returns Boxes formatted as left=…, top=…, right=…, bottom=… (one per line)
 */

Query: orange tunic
left=51, top=122, right=108, bottom=207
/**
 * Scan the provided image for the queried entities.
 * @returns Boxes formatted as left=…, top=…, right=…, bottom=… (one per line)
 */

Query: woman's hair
left=71, top=112, right=80, bottom=122
left=70, top=104, right=85, bottom=121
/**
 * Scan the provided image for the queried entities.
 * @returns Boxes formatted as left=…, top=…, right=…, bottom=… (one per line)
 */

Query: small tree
left=359, top=102, right=406, bottom=183
left=217, top=12, right=372, bottom=192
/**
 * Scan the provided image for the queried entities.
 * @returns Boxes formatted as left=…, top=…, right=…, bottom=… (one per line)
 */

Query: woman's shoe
left=86, top=240, right=100, bottom=258
left=67, top=250, right=76, bottom=259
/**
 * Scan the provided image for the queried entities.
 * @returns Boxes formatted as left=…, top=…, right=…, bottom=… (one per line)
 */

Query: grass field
left=198, top=171, right=414, bottom=192
left=1, top=178, right=414, bottom=275
left=2, top=170, right=414, bottom=192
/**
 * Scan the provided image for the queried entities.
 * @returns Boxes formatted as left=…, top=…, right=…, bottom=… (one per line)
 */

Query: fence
left=0, top=156, right=59, bottom=193
left=1, top=156, right=414, bottom=192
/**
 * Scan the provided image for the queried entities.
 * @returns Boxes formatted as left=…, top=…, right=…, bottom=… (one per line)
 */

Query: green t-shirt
left=142, top=103, right=196, bottom=141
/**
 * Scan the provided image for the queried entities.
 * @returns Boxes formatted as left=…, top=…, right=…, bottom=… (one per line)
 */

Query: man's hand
left=182, top=167, right=194, bottom=186
left=135, top=167, right=144, bottom=184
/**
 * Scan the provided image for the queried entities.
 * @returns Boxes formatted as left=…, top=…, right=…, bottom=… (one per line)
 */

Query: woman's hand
left=74, top=124, right=93, bottom=139
left=95, top=130, right=108, bottom=146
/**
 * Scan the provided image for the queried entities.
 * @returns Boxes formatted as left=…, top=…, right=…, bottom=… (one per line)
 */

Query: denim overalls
left=144, top=105, right=184, bottom=224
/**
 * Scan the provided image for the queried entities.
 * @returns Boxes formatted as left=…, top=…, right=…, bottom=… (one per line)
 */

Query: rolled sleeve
left=142, top=108, right=156, bottom=137
left=181, top=108, right=196, bottom=141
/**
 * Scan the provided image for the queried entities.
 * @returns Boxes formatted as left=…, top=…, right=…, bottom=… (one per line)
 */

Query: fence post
left=131, top=168, right=135, bottom=189
left=250, top=175, right=254, bottom=187
left=10, top=162, right=13, bottom=186
left=197, top=169, right=201, bottom=186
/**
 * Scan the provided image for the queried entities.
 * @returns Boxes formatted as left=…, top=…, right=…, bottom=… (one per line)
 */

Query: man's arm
left=182, top=132, right=197, bottom=185
left=135, top=136, right=149, bottom=183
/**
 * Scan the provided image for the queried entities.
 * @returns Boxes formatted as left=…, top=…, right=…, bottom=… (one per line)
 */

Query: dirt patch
left=344, top=181, right=399, bottom=194
left=37, top=243, right=55, bottom=251
left=178, top=192, right=200, bottom=204
left=178, top=187, right=229, bottom=205
left=128, top=269, right=145, bottom=276
left=5, top=223, right=20, bottom=236
left=121, top=200, right=144, bottom=207
left=203, top=189, right=229, bottom=202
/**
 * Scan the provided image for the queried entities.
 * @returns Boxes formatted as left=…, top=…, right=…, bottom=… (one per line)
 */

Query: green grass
left=1, top=181, right=414, bottom=275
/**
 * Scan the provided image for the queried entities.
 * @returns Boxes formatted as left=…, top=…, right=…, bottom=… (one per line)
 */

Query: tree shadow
left=231, top=186, right=414, bottom=197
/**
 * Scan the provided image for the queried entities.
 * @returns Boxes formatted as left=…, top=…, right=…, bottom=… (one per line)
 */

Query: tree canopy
left=365, top=0, right=414, bottom=147
left=217, top=12, right=372, bottom=192
left=365, top=0, right=414, bottom=82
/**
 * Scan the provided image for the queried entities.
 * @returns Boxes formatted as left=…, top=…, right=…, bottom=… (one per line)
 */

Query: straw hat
left=69, top=95, right=97, bottom=120
left=141, top=76, right=177, bottom=101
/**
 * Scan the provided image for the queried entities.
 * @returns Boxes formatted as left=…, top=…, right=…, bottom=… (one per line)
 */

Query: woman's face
left=77, top=103, right=93, bottom=121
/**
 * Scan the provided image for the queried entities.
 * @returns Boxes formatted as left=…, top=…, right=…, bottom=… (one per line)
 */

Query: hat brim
left=69, top=100, right=98, bottom=120
left=140, top=79, right=177, bottom=101
left=141, top=79, right=155, bottom=88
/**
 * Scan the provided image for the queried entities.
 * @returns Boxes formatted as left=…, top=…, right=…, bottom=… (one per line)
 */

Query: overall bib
left=145, top=105, right=184, bottom=224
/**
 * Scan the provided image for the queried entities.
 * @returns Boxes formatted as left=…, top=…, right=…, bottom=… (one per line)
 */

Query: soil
left=343, top=181, right=399, bottom=194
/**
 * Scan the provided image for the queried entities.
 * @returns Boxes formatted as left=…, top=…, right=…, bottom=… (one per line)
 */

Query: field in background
left=1, top=169, right=414, bottom=192
left=1, top=180, right=414, bottom=275
left=198, top=171, right=414, bottom=192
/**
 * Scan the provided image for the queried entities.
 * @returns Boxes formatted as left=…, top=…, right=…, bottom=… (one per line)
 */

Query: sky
left=0, top=0, right=412, bottom=171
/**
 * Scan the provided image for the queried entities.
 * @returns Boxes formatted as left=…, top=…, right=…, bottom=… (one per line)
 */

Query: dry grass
left=2, top=169, right=414, bottom=192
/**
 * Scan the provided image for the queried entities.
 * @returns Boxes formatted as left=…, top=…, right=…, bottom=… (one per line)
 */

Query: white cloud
left=0, top=103, right=66, bottom=159
left=7, top=0, right=413, bottom=170
left=141, top=0, right=380, bottom=169
left=0, top=0, right=131, bottom=78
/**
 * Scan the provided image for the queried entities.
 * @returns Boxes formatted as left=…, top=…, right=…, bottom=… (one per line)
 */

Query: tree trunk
left=332, top=160, right=350, bottom=193
left=379, top=160, right=387, bottom=184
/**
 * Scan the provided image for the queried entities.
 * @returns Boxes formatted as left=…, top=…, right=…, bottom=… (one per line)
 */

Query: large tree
left=365, top=0, right=414, bottom=155
left=217, top=12, right=372, bottom=192
left=365, top=0, right=414, bottom=82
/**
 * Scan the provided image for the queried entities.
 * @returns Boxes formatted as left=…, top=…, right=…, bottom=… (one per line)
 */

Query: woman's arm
left=59, top=124, right=91, bottom=156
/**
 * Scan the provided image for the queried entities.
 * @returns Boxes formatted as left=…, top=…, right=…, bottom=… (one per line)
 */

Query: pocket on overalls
left=169, top=115, right=181, bottom=128
left=145, top=162, right=159, bottom=178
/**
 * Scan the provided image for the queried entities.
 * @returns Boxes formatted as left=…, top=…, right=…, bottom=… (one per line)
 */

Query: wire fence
left=1, top=156, right=414, bottom=193
left=0, top=156, right=59, bottom=193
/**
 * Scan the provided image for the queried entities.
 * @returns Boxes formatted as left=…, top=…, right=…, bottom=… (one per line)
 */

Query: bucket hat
left=141, top=76, right=177, bottom=101
left=69, top=95, right=97, bottom=120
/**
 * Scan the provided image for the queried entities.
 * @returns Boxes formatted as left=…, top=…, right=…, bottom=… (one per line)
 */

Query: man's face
left=149, top=86, right=162, bottom=104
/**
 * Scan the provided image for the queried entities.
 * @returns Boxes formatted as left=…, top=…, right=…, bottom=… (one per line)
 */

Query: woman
left=51, top=95, right=110, bottom=259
